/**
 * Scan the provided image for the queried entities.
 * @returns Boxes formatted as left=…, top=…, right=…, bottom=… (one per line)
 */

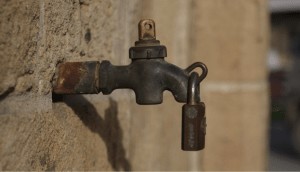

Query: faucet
left=52, top=19, right=208, bottom=151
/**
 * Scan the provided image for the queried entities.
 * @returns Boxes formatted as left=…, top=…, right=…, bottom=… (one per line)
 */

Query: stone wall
left=0, top=0, right=269, bottom=170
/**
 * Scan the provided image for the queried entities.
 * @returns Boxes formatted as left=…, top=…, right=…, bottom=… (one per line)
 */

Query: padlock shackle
left=187, top=72, right=201, bottom=105
left=186, top=62, right=207, bottom=105
left=185, top=62, right=208, bottom=82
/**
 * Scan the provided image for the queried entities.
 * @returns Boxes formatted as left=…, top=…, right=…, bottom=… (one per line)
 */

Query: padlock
left=182, top=72, right=206, bottom=151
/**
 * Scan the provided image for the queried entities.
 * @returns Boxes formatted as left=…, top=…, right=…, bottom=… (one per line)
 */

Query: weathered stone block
left=190, top=0, right=269, bottom=82
left=202, top=85, right=269, bottom=170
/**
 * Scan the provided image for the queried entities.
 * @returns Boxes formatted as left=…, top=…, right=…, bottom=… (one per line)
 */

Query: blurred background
left=0, top=0, right=299, bottom=171
left=268, top=0, right=300, bottom=170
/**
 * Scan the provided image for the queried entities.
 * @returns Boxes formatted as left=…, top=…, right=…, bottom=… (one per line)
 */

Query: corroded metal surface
left=53, top=61, right=100, bottom=94
left=182, top=102, right=206, bottom=151
left=99, top=59, right=190, bottom=104
left=138, top=19, right=156, bottom=40
left=131, top=19, right=166, bottom=59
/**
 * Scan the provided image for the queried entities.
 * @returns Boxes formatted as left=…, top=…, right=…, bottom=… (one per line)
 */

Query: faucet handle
left=132, top=19, right=166, bottom=58
left=138, top=19, right=156, bottom=41
left=135, top=19, right=161, bottom=47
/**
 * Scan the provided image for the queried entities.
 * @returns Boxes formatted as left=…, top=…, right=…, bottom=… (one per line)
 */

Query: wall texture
left=0, top=0, right=269, bottom=170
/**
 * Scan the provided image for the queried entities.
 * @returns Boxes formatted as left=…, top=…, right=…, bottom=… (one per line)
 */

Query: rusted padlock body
left=182, top=102, right=206, bottom=151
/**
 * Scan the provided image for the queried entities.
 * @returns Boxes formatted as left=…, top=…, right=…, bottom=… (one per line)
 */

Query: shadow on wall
left=63, top=95, right=131, bottom=171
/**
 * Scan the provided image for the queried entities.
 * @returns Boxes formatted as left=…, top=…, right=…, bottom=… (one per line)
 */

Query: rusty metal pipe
left=52, top=59, right=191, bottom=105
left=53, top=61, right=100, bottom=94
